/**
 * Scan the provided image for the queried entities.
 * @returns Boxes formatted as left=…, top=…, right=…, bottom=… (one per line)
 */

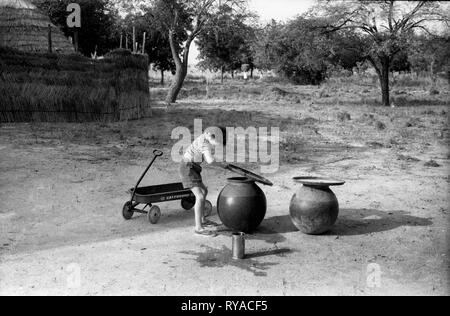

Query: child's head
left=205, top=126, right=227, bottom=147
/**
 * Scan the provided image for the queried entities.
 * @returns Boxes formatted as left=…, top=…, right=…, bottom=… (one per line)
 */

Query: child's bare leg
left=191, top=186, right=205, bottom=231
left=201, top=185, right=208, bottom=222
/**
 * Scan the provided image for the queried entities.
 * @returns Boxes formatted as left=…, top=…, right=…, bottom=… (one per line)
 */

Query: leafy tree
left=409, top=35, right=450, bottom=87
left=251, top=18, right=334, bottom=85
left=250, top=20, right=279, bottom=80
left=390, top=50, right=411, bottom=72
left=120, top=9, right=176, bottom=85
left=34, top=0, right=120, bottom=56
left=196, top=4, right=255, bottom=83
left=309, top=0, right=450, bottom=106
left=150, top=0, right=247, bottom=104
left=147, top=31, right=176, bottom=85
left=328, top=30, right=367, bottom=72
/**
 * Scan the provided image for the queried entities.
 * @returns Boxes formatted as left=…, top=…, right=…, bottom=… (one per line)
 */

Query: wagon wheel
left=122, top=201, right=134, bottom=220
left=148, top=205, right=161, bottom=224
left=204, top=200, right=213, bottom=218
left=181, top=197, right=196, bottom=210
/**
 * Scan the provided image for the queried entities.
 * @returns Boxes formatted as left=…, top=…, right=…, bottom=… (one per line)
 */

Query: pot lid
left=293, top=176, right=345, bottom=187
left=227, top=164, right=274, bottom=186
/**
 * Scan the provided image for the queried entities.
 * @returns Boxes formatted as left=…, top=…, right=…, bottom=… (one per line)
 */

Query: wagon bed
left=128, top=183, right=194, bottom=204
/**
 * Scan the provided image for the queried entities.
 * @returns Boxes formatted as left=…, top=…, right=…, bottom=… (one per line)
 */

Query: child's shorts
left=179, top=161, right=203, bottom=189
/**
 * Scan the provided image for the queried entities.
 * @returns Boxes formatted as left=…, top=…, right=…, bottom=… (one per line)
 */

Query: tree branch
left=388, top=0, right=394, bottom=32
left=395, top=1, right=425, bottom=32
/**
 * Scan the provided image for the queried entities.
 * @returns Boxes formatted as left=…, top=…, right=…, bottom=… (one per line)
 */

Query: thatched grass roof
left=0, top=0, right=75, bottom=54
left=0, top=0, right=36, bottom=9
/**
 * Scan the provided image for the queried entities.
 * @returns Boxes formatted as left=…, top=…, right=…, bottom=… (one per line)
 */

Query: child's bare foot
left=194, top=228, right=218, bottom=237
left=202, top=219, right=220, bottom=228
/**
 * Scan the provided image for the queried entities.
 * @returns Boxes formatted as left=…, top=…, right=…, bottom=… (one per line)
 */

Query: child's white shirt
left=183, top=134, right=213, bottom=164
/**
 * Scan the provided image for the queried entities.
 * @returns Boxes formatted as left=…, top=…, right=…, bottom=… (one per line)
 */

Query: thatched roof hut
left=0, top=0, right=75, bottom=53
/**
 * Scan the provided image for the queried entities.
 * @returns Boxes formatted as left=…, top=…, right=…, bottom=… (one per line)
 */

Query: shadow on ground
left=215, top=209, right=432, bottom=242
left=1, top=205, right=199, bottom=256
left=329, top=209, right=433, bottom=236
left=180, top=245, right=292, bottom=277
left=214, top=215, right=297, bottom=245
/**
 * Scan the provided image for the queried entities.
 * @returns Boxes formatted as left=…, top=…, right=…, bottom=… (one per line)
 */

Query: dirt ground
left=0, top=78, right=449, bottom=296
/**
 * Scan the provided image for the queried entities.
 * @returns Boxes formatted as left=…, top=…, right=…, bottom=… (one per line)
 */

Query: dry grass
left=1, top=58, right=448, bottom=165
left=144, top=70, right=450, bottom=168
left=150, top=70, right=449, bottom=107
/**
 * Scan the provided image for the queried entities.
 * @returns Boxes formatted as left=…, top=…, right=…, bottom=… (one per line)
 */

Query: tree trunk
left=221, top=66, right=225, bottom=84
left=379, top=58, right=390, bottom=106
left=165, top=29, right=191, bottom=104
left=160, top=70, right=164, bottom=86
left=430, top=59, right=437, bottom=90
left=166, top=66, right=187, bottom=104
left=250, top=65, right=254, bottom=79
left=368, top=55, right=391, bottom=107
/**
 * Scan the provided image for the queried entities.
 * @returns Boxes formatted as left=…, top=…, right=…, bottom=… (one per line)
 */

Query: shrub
left=375, top=121, right=386, bottom=130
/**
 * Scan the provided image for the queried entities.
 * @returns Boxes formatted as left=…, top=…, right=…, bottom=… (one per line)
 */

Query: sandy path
left=1, top=149, right=448, bottom=295
left=0, top=100, right=448, bottom=296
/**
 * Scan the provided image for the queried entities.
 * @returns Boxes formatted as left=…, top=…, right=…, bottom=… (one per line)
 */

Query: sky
left=190, top=0, right=316, bottom=64
left=248, top=0, right=316, bottom=23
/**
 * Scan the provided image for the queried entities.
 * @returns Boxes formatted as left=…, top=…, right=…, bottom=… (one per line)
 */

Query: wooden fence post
left=132, top=27, right=136, bottom=53
left=48, top=24, right=52, bottom=53
left=142, top=32, right=146, bottom=54
left=74, top=30, right=79, bottom=52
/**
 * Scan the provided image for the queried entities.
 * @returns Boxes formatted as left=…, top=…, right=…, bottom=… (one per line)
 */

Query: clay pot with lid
left=217, top=177, right=267, bottom=233
left=289, top=177, right=345, bottom=235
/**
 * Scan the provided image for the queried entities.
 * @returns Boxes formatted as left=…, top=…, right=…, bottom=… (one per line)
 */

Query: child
left=179, top=127, right=228, bottom=237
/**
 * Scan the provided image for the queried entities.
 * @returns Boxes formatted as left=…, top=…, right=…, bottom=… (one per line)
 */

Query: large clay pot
left=217, top=177, right=267, bottom=233
left=289, top=179, right=342, bottom=235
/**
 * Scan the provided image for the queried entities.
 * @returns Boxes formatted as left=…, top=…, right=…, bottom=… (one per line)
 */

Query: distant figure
left=242, top=64, right=250, bottom=81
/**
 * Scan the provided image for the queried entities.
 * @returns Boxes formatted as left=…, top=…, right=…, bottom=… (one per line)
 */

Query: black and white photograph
left=0, top=0, right=449, bottom=299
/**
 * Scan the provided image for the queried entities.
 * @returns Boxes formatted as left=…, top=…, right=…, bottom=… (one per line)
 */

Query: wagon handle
left=153, top=149, right=163, bottom=157
left=130, top=149, right=164, bottom=204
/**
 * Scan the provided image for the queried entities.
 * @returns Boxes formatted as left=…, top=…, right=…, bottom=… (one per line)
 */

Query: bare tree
left=310, top=0, right=449, bottom=106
